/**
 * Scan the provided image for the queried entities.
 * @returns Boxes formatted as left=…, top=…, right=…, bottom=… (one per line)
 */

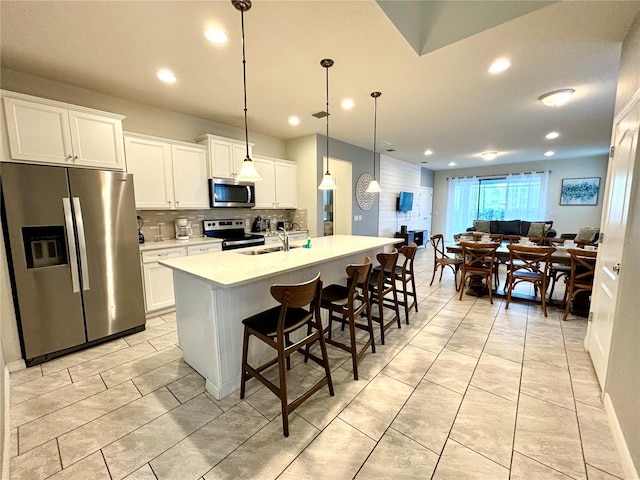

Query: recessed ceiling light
left=288, top=116, right=300, bottom=126
left=544, top=151, right=555, bottom=157
left=538, top=89, right=575, bottom=107
left=482, top=151, right=498, bottom=160
left=545, top=131, right=560, bottom=139
left=448, top=161, right=456, bottom=166
left=205, top=28, right=228, bottom=43
left=341, top=99, right=355, bottom=109
left=489, top=58, right=510, bottom=73
left=424, top=149, right=433, bottom=156
left=157, top=69, right=176, bottom=83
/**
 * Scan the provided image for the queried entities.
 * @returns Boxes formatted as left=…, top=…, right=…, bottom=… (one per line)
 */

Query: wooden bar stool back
left=369, top=249, right=401, bottom=345
left=397, top=243, right=419, bottom=323
left=430, top=234, right=463, bottom=290
left=239, top=272, right=333, bottom=437
left=321, top=258, right=375, bottom=380
left=563, top=248, right=597, bottom=321
left=459, top=242, right=500, bottom=304
left=504, top=244, right=556, bottom=316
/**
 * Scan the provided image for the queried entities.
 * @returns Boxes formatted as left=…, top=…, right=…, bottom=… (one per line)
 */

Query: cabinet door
left=125, top=136, right=174, bottom=209
left=210, top=139, right=234, bottom=178
left=3, top=97, right=73, bottom=164
left=187, top=243, right=222, bottom=255
left=253, top=157, right=276, bottom=208
left=275, top=161, right=297, bottom=208
left=142, top=262, right=176, bottom=311
left=171, top=144, right=208, bottom=209
left=68, top=110, right=125, bottom=170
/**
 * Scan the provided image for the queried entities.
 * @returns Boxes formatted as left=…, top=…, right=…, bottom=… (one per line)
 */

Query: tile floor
left=9, top=246, right=625, bottom=480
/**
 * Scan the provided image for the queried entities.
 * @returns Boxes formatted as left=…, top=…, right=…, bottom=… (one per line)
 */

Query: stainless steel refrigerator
left=1, top=163, right=145, bottom=366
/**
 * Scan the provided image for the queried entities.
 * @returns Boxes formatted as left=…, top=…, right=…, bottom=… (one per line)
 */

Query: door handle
left=73, top=197, right=90, bottom=290
left=63, top=198, right=80, bottom=293
left=612, top=263, right=621, bottom=275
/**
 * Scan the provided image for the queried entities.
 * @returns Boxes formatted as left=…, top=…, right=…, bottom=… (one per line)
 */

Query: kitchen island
left=160, top=234, right=397, bottom=399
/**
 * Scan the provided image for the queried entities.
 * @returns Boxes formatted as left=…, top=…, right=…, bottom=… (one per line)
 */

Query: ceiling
left=1, top=1, right=639, bottom=171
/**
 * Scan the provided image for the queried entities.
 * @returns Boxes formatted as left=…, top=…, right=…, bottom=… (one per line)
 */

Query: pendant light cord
left=373, top=95, right=377, bottom=180
left=240, top=9, right=250, bottom=160
left=325, top=63, right=330, bottom=175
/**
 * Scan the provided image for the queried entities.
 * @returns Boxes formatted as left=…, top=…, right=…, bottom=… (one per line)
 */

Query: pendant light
left=366, top=91, right=382, bottom=193
left=318, top=58, right=337, bottom=190
left=232, top=0, right=261, bottom=182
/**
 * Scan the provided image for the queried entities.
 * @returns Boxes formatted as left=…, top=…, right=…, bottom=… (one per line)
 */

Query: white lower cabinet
left=141, top=242, right=222, bottom=313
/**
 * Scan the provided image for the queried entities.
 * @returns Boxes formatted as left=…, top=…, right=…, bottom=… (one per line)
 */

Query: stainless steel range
left=203, top=219, right=265, bottom=250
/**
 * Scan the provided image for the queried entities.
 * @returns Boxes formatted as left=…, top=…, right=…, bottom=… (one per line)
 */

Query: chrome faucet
left=277, top=227, right=290, bottom=252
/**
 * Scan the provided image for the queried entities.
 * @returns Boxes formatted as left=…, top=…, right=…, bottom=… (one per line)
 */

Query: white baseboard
left=604, top=393, right=639, bottom=480
left=6, top=359, right=25, bottom=373
left=2, top=365, right=10, bottom=480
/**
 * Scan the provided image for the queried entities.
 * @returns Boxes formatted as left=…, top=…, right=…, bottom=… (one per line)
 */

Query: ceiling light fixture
left=288, top=116, right=300, bottom=126
left=545, top=131, right=560, bottom=139
left=482, top=151, right=498, bottom=160
left=232, top=0, right=261, bottom=182
left=538, top=89, right=575, bottom=107
left=157, top=69, right=176, bottom=83
left=318, top=58, right=337, bottom=190
left=544, top=151, right=555, bottom=157
left=205, top=28, right=228, bottom=43
left=488, top=58, right=510, bottom=73
left=424, top=149, right=433, bottom=156
left=448, top=161, right=456, bottom=166
left=366, top=91, right=382, bottom=194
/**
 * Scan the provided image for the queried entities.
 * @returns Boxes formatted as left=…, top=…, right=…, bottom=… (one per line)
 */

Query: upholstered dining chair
left=563, top=248, right=597, bottom=321
left=430, top=234, right=463, bottom=291
left=459, top=242, right=500, bottom=304
left=320, top=258, right=375, bottom=380
left=240, top=273, right=333, bottom=437
left=504, top=244, right=556, bottom=316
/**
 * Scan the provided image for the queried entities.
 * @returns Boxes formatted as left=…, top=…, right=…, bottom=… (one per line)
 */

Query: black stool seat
left=242, top=306, right=312, bottom=337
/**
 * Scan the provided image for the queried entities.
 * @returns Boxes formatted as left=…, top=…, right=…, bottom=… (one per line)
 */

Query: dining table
left=446, top=241, right=597, bottom=314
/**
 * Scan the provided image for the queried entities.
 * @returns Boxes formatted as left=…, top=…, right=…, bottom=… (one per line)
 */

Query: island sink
left=238, top=245, right=301, bottom=255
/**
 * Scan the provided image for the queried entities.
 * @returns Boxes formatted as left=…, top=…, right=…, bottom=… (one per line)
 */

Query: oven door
left=209, top=178, right=255, bottom=208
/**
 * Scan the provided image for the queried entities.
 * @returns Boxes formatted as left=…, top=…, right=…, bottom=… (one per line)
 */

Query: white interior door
left=418, top=187, right=433, bottom=236
left=332, top=158, right=352, bottom=235
left=588, top=98, right=638, bottom=387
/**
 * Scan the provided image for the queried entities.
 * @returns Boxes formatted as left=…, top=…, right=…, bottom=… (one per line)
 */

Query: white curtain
left=446, top=176, right=479, bottom=240
left=504, top=171, right=549, bottom=220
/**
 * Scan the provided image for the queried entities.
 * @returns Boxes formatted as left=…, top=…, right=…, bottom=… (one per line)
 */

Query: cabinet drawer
left=187, top=244, right=221, bottom=256
left=141, top=247, right=187, bottom=263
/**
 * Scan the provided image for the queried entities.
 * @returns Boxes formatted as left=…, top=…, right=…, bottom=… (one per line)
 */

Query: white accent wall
left=378, top=154, right=423, bottom=237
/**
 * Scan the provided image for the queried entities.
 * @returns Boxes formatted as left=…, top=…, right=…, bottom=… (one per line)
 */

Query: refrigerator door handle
left=63, top=198, right=81, bottom=293
left=72, top=197, right=90, bottom=291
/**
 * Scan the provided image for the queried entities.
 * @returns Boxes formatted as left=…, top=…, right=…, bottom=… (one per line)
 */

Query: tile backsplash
left=136, top=208, right=308, bottom=241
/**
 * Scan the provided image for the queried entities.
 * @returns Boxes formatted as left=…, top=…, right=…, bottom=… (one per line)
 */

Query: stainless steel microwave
left=209, top=178, right=255, bottom=208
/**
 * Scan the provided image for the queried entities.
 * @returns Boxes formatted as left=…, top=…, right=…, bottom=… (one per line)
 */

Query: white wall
left=432, top=155, right=608, bottom=238
left=287, top=135, right=319, bottom=237
left=378, top=155, right=423, bottom=237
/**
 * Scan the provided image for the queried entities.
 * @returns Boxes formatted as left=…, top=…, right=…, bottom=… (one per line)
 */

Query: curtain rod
left=446, top=170, right=551, bottom=180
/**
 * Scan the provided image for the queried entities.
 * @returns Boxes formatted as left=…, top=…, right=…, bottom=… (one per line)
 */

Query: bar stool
left=239, top=273, right=333, bottom=437
left=320, top=258, right=375, bottom=380
left=369, top=249, right=401, bottom=345
left=375, top=243, right=418, bottom=324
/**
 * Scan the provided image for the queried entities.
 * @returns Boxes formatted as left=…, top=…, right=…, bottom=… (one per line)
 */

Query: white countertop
left=159, top=234, right=397, bottom=288
left=139, top=237, right=223, bottom=252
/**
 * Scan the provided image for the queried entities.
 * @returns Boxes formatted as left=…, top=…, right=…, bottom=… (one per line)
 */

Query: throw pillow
left=527, top=222, right=547, bottom=238
left=576, top=227, right=600, bottom=243
left=473, top=220, right=490, bottom=233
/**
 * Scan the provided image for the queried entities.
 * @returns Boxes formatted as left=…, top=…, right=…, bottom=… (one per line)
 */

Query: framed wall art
left=560, top=177, right=601, bottom=206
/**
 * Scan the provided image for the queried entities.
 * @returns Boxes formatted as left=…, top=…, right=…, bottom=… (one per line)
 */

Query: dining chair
left=546, top=238, right=572, bottom=301
left=320, top=258, right=375, bottom=380
left=369, top=249, right=401, bottom=345
left=239, top=272, right=333, bottom=437
left=459, top=241, right=500, bottom=304
left=563, top=248, right=597, bottom=321
left=504, top=244, right=556, bottom=316
left=430, top=234, right=463, bottom=291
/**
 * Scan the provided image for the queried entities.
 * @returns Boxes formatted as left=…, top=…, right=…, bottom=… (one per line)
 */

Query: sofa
left=466, top=219, right=556, bottom=239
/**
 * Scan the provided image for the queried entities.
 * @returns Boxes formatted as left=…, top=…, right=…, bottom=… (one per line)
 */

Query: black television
left=397, top=191, right=414, bottom=212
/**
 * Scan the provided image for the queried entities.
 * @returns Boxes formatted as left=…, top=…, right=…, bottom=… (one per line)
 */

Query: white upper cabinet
left=253, top=155, right=297, bottom=209
left=196, top=134, right=253, bottom=179
left=2, top=92, right=125, bottom=170
left=125, top=133, right=208, bottom=210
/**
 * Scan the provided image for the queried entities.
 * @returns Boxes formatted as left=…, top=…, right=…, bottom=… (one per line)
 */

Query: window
left=446, top=171, right=548, bottom=239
